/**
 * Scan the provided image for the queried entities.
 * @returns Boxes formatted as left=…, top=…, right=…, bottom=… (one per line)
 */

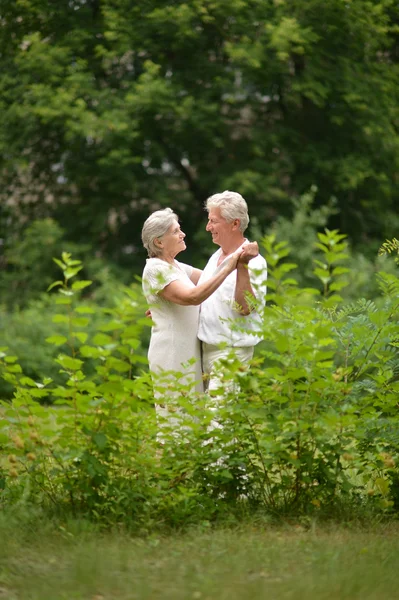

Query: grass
left=1, top=512, right=399, bottom=600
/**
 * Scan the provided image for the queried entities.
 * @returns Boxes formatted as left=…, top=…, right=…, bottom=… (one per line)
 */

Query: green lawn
left=1, top=518, right=399, bottom=600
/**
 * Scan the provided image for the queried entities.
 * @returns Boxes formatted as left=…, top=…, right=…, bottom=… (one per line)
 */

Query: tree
left=0, top=0, right=398, bottom=272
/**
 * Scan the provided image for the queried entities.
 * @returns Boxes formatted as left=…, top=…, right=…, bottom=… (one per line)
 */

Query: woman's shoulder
left=143, top=258, right=172, bottom=273
left=142, top=258, right=185, bottom=285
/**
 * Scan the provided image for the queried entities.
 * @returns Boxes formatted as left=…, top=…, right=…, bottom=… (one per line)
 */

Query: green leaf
left=67, top=260, right=82, bottom=267
left=275, top=338, right=290, bottom=353
left=74, top=332, right=88, bottom=343
left=52, top=314, right=69, bottom=324
left=99, top=321, right=124, bottom=332
left=75, top=305, right=96, bottom=314
left=4, top=356, right=18, bottom=363
left=79, top=345, right=101, bottom=358
left=19, top=376, right=37, bottom=387
left=71, top=317, right=90, bottom=328
left=92, top=432, right=107, bottom=450
left=61, top=252, right=72, bottom=263
left=332, top=266, right=350, bottom=276
left=329, top=281, right=348, bottom=292
left=55, top=296, right=72, bottom=305
left=53, top=258, right=66, bottom=270
left=375, top=477, right=390, bottom=496
left=56, top=354, right=83, bottom=371
left=46, top=335, right=68, bottom=346
left=313, top=269, right=331, bottom=284
left=130, top=354, right=148, bottom=365
left=64, top=266, right=83, bottom=280
left=6, top=364, right=22, bottom=373
left=47, top=280, right=64, bottom=291
left=369, top=311, right=387, bottom=327
left=124, top=338, right=141, bottom=350
left=71, top=280, right=92, bottom=291
left=98, top=381, right=125, bottom=395
left=105, top=357, right=131, bottom=373
left=92, top=333, right=113, bottom=346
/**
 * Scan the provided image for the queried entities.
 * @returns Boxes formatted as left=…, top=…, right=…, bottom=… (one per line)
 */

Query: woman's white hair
left=141, top=207, right=179, bottom=257
left=205, top=190, right=249, bottom=232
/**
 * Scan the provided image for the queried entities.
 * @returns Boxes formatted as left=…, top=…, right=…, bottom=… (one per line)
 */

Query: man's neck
left=220, top=236, right=246, bottom=257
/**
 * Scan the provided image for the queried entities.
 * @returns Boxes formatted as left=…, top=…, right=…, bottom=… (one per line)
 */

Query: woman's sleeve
left=143, top=262, right=180, bottom=297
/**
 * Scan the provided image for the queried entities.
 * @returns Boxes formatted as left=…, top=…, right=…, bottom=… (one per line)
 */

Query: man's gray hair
left=205, top=190, right=249, bottom=232
left=141, top=207, right=179, bottom=257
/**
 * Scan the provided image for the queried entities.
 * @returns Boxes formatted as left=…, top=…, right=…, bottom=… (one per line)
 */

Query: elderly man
left=197, top=190, right=267, bottom=392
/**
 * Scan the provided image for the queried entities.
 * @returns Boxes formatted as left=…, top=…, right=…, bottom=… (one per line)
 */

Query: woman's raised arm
left=160, top=250, right=242, bottom=306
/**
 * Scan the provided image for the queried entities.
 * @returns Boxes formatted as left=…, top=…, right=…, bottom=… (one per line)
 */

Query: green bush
left=0, top=226, right=148, bottom=400
left=0, top=217, right=132, bottom=310
left=254, top=187, right=398, bottom=302
left=0, top=296, right=82, bottom=400
left=0, top=239, right=398, bottom=527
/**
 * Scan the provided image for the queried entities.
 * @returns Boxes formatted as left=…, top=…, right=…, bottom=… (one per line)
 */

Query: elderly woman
left=141, top=208, right=243, bottom=396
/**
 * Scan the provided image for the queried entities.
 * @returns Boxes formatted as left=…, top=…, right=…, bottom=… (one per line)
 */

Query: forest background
left=2, top=8, right=399, bottom=595
left=0, top=0, right=398, bottom=390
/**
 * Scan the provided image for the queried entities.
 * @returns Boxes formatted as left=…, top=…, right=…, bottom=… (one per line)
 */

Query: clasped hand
left=227, top=241, right=259, bottom=271
left=238, top=241, right=259, bottom=265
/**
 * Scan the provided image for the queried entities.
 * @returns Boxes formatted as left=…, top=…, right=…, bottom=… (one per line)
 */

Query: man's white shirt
left=198, top=245, right=267, bottom=347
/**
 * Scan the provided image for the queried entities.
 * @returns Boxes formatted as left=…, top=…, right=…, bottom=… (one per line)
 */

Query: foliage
left=0, top=296, right=69, bottom=400
left=379, top=238, right=399, bottom=262
left=1, top=252, right=153, bottom=523
left=258, top=185, right=339, bottom=288
left=0, top=217, right=130, bottom=310
left=1, top=236, right=399, bottom=525
left=0, top=218, right=68, bottom=308
left=0, top=0, right=399, bottom=269
left=253, top=186, right=399, bottom=301
left=0, top=217, right=143, bottom=398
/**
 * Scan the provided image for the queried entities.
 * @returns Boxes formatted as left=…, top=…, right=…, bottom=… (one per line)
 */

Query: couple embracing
left=141, top=190, right=267, bottom=402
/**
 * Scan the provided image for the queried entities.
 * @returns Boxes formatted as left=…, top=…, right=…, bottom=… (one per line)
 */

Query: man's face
left=206, top=208, right=235, bottom=248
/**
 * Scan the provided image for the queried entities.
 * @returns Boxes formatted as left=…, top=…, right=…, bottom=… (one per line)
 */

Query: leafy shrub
left=0, top=238, right=399, bottom=527
left=0, top=217, right=131, bottom=310
left=254, top=187, right=398, bottom=301
left=0, top=229, right=148, bottom=400
left=0, top=253, right=156, bottom=523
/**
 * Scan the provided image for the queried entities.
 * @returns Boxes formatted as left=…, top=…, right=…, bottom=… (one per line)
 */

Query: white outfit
left=198, top=247, right=267, bottom=347
left=198, top=246, right=267, bottom=392
left=142, top=258, right=203, bottom=396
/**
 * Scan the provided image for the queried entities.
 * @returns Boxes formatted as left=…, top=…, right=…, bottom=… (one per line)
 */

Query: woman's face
left=158, top=221, right=186, bottom=257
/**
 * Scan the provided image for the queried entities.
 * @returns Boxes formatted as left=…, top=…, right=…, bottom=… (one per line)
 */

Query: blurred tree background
left=0, top=0, right=398, bottom=392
